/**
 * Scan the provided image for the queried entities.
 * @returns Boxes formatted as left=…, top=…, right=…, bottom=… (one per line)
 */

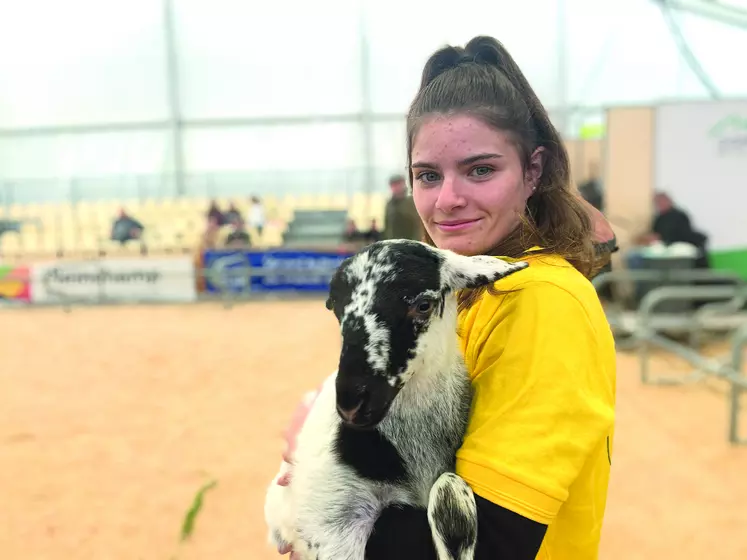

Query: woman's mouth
left=435, top=219, right=482, bottom=232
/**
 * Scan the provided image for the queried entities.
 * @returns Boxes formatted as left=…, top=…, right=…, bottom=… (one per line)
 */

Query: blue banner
left=202, top=249, right=354, bottom=293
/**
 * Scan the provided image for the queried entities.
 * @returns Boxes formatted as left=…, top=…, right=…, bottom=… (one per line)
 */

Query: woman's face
left=410, top=114, right=543, bottom=256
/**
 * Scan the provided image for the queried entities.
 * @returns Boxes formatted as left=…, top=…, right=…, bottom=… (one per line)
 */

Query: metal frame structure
left=594, top=271, right=747, bottom=444
left=0, top=0, right=616, bottom=206
left=592, top=269, right=747, bottom=347
left=655, top=0, right=747, bottom=29
left=633, top=285, right=747, bottom=444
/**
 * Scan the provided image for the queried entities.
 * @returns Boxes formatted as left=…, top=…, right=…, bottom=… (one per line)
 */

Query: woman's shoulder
left=458, top=253, right=614, bottom=376
left=496, top=253, right=597, bottom=302
left=459, top=253, right=605, bottom=339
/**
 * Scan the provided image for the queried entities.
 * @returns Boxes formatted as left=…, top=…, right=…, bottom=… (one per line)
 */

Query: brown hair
left=406, top=36, right=604, bottom=309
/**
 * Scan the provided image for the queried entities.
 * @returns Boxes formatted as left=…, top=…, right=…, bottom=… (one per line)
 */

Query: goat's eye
left=414, top=299, right=435, bottom=316
left=418, top=301, right=433, bottom=312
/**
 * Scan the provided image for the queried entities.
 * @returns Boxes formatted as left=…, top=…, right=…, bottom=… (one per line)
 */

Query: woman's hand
left=277, top=387, right=320, bottom=484
left=273, top=387, right=321, bottom=558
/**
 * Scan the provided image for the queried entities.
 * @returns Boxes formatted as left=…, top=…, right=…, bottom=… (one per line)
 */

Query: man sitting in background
left=224, top=202, right=243, bottom=227
left=225, top=221, right=251, bottom=248
left=578, top=162, right=604, bottom=211
left=632, top=192, right=708, bottom=266
left=111, top=208, right=144, bottom=245
left=651, top=192, right=705, bottom=246
left=364, top=219, right=382, bottom=244
left=343, top=219, right=362, bottom=244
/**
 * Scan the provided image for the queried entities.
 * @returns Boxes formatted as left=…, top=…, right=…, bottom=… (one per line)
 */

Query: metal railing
left=593, top=273, right=747, bottom=445
left=592, top=268, right=746, bottom=349
left=629, top=285, right=747, bottom=445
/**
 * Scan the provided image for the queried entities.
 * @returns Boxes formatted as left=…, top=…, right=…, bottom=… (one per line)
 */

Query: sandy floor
left=1, top=301, right=746, bottom=559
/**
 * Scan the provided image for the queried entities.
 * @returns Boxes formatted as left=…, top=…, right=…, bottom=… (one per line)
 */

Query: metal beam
left=162, top=0, right=186, bottom=196
left=0, top=102, right=670, bottom=140
left=0, top=108, right=607, bottom=138
left=0, top=114, right=394, bottom=138
left=358, top=0, right=376, bottom=209
left=555, top=0, right=570, bottom=136
left=0, top=120, right=171, bottom=137
left=654, top=0, right=747, bottom=29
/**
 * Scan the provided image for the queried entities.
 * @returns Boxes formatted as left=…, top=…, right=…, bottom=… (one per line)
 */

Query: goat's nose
left=336, top=399, right=364, bottom=424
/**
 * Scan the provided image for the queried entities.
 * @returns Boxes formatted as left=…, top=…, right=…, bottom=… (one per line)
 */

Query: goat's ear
left=441, top=253, right=529, bottom=291
left=325, top=297, right=334, bottom=311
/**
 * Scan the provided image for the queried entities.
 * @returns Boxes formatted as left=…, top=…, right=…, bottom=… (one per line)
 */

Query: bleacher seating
left=0, top=193, right=388, bottom=261
left=282, top=210, right=349, bottom=248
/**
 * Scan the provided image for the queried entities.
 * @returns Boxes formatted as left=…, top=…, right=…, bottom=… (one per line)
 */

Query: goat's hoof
left=427, top=473, right=478, bottom=560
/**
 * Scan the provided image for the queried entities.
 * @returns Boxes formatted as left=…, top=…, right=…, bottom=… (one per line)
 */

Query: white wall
left=654, top=99, right=747, bottom=251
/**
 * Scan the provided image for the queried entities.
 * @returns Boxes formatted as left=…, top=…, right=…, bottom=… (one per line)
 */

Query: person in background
left=627, top=191, right=708, bottom=269
left=207, top=200, right=226, bottom=227
left=224, top=202, right=243, bottom=227
left=248, top=196, right=266, bottom=238
left=343, top=218, right=362, bottom=243
left=650, top=192, right=705, bottom=249
left=579, top=193, right=618, bottom=279
left=110, top=207, right=144, bottom=245
left=383, top=174, right=421, bottom=241
left=364, top=218, right=382, bottom=243
left=225, top=221, right=251, bottom=248
left=194, top=215, right=221, bottom=293
left=578, top=162, right=604, bottom=211
left=340, top=218, right=366, bottom=252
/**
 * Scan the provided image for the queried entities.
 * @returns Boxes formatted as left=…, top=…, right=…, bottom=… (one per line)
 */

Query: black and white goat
left=264, top=239, right=528, bottom=560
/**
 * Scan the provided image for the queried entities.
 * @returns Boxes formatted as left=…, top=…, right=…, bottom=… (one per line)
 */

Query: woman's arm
left=365, top=496, right=547, bottom=560
left=577, top=192, right=616, bottom=245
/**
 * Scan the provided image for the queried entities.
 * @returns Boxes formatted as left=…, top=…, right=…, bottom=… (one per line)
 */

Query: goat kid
left=264, top=240, right=528, bottom=560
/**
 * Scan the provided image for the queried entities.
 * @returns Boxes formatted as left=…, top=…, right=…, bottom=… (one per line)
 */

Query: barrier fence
left=0, top=249, right=355, bottom=307
left=593, top=270, right=747, bottom=446
left=4, top=252, right=747, bottom=445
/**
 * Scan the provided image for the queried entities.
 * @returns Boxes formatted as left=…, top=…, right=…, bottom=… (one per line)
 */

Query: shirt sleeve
left=456, top=282, right=615, bottom=525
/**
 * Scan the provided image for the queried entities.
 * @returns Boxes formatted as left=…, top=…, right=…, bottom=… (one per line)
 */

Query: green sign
left=709, top=114, right=747, bottom=138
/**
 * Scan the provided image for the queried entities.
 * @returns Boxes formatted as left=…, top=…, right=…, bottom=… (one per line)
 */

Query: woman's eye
left=416, top=171, right=440, bottom=184
left=470, top=166, right=493, bottom=177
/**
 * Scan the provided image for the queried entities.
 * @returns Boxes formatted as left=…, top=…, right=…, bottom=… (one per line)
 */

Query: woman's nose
left=435, top=176, right=466, bottom=212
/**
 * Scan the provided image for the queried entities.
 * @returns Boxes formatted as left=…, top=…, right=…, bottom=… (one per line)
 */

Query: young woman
left=276, top=36, right=616, bottom=560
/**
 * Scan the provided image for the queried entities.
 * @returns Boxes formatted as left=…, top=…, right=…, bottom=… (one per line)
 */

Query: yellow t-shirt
left=455, top=251, right=616, bottom=560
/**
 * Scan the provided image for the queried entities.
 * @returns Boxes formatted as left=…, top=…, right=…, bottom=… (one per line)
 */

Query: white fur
left=264, top=241, right=528, bottom=560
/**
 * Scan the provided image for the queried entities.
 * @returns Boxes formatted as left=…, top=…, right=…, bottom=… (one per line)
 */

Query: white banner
left=31, top=257, right=197, bottom=304
left=654, top=100, right=747, bottom=252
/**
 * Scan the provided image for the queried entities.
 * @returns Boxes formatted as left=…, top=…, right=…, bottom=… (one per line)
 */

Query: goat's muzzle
left=335, top=374, right=397, bottom=430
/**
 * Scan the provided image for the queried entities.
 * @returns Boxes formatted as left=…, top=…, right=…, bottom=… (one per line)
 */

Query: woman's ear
left=525, top=147, right=545, bottom=194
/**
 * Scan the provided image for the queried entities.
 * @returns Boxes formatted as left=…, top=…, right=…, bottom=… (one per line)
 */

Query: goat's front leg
left=426, top=472, right=478, bottom=560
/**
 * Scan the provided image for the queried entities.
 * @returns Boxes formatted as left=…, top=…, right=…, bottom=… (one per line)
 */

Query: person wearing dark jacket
left=651, top=192, right=702, bottom=245
left=383, top=175, right=422, bottom=241
left=111, top=208, right=144, bottom=245
left=652, top=192, right=708, bottom=268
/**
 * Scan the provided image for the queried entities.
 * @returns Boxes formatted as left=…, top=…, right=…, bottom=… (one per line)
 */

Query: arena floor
left=2, top=301, right=746, bottom=559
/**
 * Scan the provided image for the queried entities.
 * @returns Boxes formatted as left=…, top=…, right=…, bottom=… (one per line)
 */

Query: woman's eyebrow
left=411, top=153, right=503, bottom=169
left=458, top=153, right=503, bottom=165
left=410, top=160, right=437, bottom=169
